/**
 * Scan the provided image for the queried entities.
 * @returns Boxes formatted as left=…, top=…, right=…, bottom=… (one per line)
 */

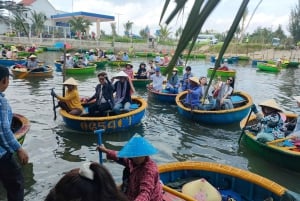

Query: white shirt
left=150, top=73, right=165, bottom=91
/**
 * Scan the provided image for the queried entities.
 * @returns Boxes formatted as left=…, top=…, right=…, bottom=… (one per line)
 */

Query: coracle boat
left=59, top=96, right=147, bottom=133
left=132, top=78, right=152, bottom=88
left=65, top=64, right=97, bottom=75
left=207, top=67, right=236, bottom=78
left=107, top=60, right=130, bottom=66
left=147, top=84, right=177, bottom=104
left=90, top=58, right=108, bottom=68
left=0, top=57, right=26, bottom=67
left=239, top=112, right=300, bottom=172
left=11, top=65, right=53, bottom=78
left=54, top=60, right=63, bottom=72
left=176, top=91, right=253, bottom=124
left=257, top=62, right=281, bottom=72
left=12, top=113, right=30, bottom=145
left=159, top=161, right=298, bottom=201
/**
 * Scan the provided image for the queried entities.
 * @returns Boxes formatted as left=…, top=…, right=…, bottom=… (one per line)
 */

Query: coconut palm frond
left=203, top=0, right=250, bottom=102
left=164, top=0, right=189, bottom=25
left=164, top=0, right=220, bottom=78
left=159, top=0, right=171, bottom=24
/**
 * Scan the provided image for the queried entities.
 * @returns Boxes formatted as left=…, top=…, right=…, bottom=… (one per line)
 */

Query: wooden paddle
left=51, top=88, right=57, bottom=120
left=238, top=107, right=253, bottom=144
left=94, top=129, right=105, bottom=164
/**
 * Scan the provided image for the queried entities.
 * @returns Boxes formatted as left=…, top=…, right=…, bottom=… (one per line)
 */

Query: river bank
left=1, top=35, right=300, bottom=61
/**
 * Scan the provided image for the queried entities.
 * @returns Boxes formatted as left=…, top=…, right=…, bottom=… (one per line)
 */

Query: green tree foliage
left=288, top=2, right=300, bottom=43
left=30, top=10, right=46, bottom=37
left=159, top=24, right=172, bottom=42
left=175, top=26, right=183, bottom=40
left=68, top=16, right=92, bottom=38
left=249, top=27, right=272, bottom=44
left=139, top=28, right=148, bottom=39
left=273, top=25, right=286, bottom=40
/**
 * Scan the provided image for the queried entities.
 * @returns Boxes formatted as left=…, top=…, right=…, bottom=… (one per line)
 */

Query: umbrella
left=54, top=42, right=71, bottom=49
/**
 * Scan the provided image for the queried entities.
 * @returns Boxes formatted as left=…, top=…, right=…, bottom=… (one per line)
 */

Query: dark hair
left=45, top=162, right=128, bottom=201
left=0, top=65, right=10, bottom=80
left=97, top=72, right=107, bottom=77
left=185, top=66, right=191, bottom=71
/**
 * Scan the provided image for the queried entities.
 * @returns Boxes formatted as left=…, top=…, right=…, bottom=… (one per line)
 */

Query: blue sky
left=47, top=0, right=297, bottom=36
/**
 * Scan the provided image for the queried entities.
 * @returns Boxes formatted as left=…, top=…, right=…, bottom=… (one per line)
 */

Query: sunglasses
left=228, top=79, right=233, bottom=81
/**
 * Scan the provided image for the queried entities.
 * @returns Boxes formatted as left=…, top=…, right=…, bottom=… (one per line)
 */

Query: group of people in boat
left=148, top=64, right=235, bottom=111
left=51, top=68, right=136, bottom=117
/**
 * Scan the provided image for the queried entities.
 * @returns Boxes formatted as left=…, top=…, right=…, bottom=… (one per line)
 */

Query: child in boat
left=45, top=162, right=128, bottom=201
left=97, top=135, right=163, bottom=201
left=135, top=62, right=148, bottom=79
left=51, top=77, right=83, bottom=116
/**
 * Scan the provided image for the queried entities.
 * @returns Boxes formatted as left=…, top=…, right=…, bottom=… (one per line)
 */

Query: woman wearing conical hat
left=51, top=77, right=83, bottom=116
left=97, top=135, right=163, bottom=201
left=183, top=77, right=201, bottom=109
left=252, top=99, right=286, bottom=142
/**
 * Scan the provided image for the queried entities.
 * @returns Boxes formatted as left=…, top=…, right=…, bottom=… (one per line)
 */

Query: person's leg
left=69, top=108, right=82, bottom=116
left=113, top=102, right=122, bottom=114
left=58, top=101, right=71, bottom=112
left=0, top=153, right=24, bottom=201
left=88, top=103, right=98, bottom=115
left=99, top=102, right=112, bottom=116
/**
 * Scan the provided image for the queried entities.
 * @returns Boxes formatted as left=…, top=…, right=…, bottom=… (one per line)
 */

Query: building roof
left=51, top=11, right=115, bottom=23
left=18, top=0, right=36, bottom=6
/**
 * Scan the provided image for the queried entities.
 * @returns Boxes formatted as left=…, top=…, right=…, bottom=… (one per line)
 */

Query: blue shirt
left=0, top=92, right=21, bottom=158
left=184, top=86, right=201, bottom=107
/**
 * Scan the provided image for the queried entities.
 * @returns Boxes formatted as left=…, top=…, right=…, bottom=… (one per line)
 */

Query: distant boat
left=147, top=84, right=177, bottom=104
left=65, top=64, right=97, bottom=75
left=0, top=58, right=26, bottom=67
left=159, top=161, right=298, bottom=201
left=159, top=65, right=184, bottom=74
left=257, top=62, right=281, bottom=72
left=176, top=91, right=253, bottom=124
left=12, top=113, right=30, bottom=145
left=132, top=78, right=152, bottom=87
left=207, top=68, right=236, bottom=78
left=11, top=65, right=53, bottom=78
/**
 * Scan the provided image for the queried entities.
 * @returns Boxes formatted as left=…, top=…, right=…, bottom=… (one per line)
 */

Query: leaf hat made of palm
left=117, top=135, right=158, bottom=158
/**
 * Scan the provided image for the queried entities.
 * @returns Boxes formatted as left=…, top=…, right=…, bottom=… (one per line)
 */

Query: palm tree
left=175, top=26, right=183, bottom=40
left=110, top=22, right=117, bottom=37
left=68, top=17, right=92, bottom=39
left=29, top=10, right=46, bottom=37
left=159, top=24, right=172, bottom=42
left=124, top=20, right=133, bottom=37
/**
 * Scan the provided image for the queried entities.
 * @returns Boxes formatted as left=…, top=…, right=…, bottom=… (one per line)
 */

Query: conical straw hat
left=258, top=99, right=283, bottom=112
left=63, top=77, right=78, bottom=86
left=117, top=135, right=158, bottom=158
left=114, top=71, right=128, bottom=78
left=189, top=77, right=200, bottom=85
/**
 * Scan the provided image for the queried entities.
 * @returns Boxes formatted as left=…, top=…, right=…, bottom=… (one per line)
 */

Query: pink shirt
left=106, top=150, right=163, bottom=201
left=124, top=68, right=134, bottom=79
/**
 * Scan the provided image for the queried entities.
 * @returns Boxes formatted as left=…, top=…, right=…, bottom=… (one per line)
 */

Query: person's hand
left=96, top=144, right=108, bottom=153
left=251, top=104, right=259, bottom=114
left=51, top=89, right=57, bottom=97
left=17, top=147, right=29, bottom=165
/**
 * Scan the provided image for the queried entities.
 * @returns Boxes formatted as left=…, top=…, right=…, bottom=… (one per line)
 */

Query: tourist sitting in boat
left=65, top=53, right=74, bottom=68
left=88, top=49, right=97, bottom=62
left=180, top=66, right=193, bottom=91
left=112, top=71, right=135, bottom=114
left=135, top=62, right=148, bottom=79
left=45, top=162, right=128, bottom=201
left=199, top=76, right=216, bottom=110
left=165, top=67, right=179, bottom=94
left=183, top=77, right=201, bottom=109
left=97, top=135, right=163, bottom=201
left=83, top=72, right=114, bottom=116
left=123, top=63, right=134, bottom=79
left=5, top=47, right=12, bottom=59
left=24, top=54, right=45, bottom=72
left=154, top=52, right=161, bottom=63
left=251, top=99, right=286, bottom=143
left=218, top=59, right=229, bottom=71
left=122, top=52, right=130, bottom=61
left=161, top=54, right=170, bottom=66
left=214, top=77, right=234, bottom=110
left=73, top=54, right=87, bottom=68
left=147, top=60, right=157, bottom=78
left=11, top=47, right=18, bottom=60
left=149, top=67, right=165, bottom=92
left=51, top=77, right=83, bottom=116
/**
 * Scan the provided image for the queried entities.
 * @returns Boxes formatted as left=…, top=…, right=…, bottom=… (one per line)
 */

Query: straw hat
left=66, top=53, right=71, bottom=57
left=172, top=67, right=178, bottom=71
left=182, top=178, right=222, bottom=201
left=63, top=77, right=78, bottom=86
left=74, top=52, right=80, bottom=56
left=258, top=99, right=283, bottom=112
left=114, top=71, right=128, bottom=78
left=189, top=77, right=200, bottom=85
left=29, top=54, right=37, bottom=59
left=117, top=135, right=158, bottom=158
